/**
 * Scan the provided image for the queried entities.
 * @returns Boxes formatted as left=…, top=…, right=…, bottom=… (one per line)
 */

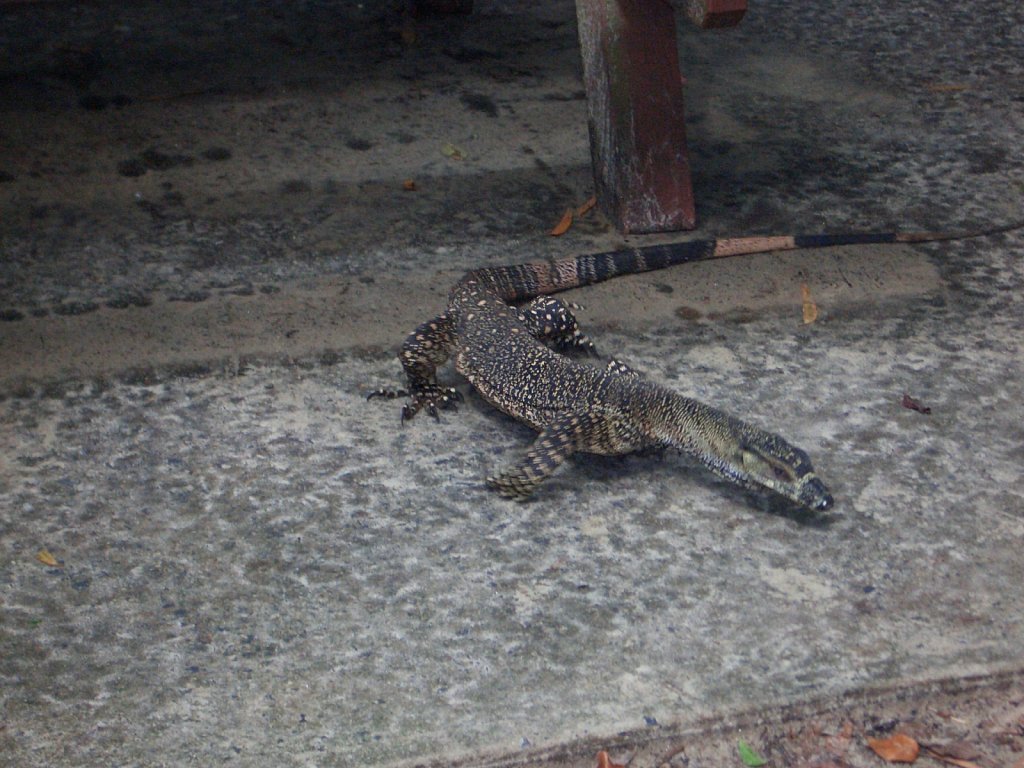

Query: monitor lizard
left=370, top=222, right=1021, bottom=509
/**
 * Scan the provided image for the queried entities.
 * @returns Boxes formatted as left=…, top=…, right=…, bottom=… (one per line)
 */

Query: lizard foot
left=367, top=387, right=409, bottom=400
left=553, top=332, right=600, bottom=358
left=406, top=386, right=463, bottom=422
left=369, top=385, right=462, bottom=423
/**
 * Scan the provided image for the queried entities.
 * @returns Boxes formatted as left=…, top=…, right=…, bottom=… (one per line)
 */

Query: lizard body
left=371, top=222, right=1021, bottom=508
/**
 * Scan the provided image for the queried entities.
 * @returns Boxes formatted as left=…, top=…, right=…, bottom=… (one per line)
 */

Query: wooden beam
left=683, top=0, right=747, bottom=29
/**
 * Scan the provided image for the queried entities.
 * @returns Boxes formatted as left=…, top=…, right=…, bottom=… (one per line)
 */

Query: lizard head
left=652, top=390, right=834, bottom=511
left=730, top=435, right=834, bottom=511
left=663, top=405, right=834, bottom=510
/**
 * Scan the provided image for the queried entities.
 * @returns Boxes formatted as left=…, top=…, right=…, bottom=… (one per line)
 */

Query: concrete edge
left=404, top=666, right=1024, bottom=768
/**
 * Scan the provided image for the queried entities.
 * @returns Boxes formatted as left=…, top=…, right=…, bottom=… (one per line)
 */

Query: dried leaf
left=549, top=207, right=573, bottom=236
left=901, top=393, right=932, bottom=414
left=402, top=179, right=416, bottom=191
left=867, top=733, right=920, bottom=763
left=36, top=549, right=59, bottom=567
left=801, top=283, right=818, bottom=324
left=576, top=195, right=598, bottom=217
left=738, top=739, right=768, bottom=767
left=595, top=750, right=625, bottom=768
left=441, top=143, right=465, bottom=160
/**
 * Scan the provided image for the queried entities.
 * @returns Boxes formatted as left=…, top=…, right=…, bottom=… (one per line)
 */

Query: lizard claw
left=553, top=334, right=600, bottom=358
left=392, top=385, right=462, bottom=424
left=400, top=403, right=418, bottom=424
left=367, top=387, right=409, bottom=401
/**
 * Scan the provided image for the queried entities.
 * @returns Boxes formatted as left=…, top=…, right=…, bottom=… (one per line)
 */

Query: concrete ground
left=1, top=1, right=1023, bottom=766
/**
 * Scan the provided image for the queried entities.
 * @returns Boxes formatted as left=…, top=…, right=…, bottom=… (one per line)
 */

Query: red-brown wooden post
left=575, top=0, right=746, bottom=233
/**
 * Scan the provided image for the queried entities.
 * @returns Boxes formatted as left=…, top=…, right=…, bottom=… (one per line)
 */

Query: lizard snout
left=800, top=477, right=834, bottom=511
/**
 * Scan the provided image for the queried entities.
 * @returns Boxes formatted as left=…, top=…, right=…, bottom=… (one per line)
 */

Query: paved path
left=2, top=2, right=1022, bottom=766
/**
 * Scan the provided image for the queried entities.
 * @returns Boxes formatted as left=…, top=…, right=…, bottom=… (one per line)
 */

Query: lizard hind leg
left=367, top=314, right=463, bottom=422
left=518, top=296, right=600, bottom=357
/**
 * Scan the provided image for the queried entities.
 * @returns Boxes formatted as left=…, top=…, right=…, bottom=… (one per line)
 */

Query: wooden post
left=575, top=0, right=746, bottom=233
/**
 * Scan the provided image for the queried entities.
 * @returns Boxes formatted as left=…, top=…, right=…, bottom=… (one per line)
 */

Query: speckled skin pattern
left=375, top=217, right=1018, bottom=507
left=376, top=246, right=837, bottom=507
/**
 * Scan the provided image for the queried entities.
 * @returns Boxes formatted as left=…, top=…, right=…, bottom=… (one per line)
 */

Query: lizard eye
left=742, top=449, right=796, bottom=485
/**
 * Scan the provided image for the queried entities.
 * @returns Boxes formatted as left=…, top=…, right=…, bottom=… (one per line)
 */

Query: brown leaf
left=402, top=179, right=416, bottom=191
left=901, top=393, right=931, bottom=414
left=549, top=207, right=573, bottom=236
left=801, top=283, right=819, bottom=324
left=595, top=750, right=625, bottom=768
left=867, top=733, right=920, bottom=763
left=36, top=549, right=59, bottom=567
left=576, top=195, right=598, bottom=217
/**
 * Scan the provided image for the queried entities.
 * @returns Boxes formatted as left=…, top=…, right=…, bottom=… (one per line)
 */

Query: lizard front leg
left=488, top=406, right=655, bottom=498
left=487, top=415, right=583, bottom=499
left=487, top=410, right=619, bottom=498
left=368, top=314, right=463, bottom=422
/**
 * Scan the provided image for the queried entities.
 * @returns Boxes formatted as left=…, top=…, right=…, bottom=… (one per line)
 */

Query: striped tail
left=460, top=221, right=1024, bottom=303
